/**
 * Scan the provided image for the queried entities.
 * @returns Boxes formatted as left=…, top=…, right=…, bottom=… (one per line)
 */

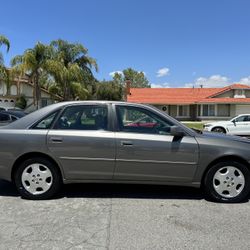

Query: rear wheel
left=204, top=161, right=250, bottom=203
left=14, top=157, right=62, bottom=200
left=212, top=127, right=226, bottom=133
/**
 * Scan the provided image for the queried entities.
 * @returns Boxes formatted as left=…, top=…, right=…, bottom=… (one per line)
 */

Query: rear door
left=113, top=105, right=199, bottom=182
left=47, top=104, right=116, bottom=180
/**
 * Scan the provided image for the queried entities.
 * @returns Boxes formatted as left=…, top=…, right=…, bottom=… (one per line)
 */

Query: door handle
left=121, top=141, right=133, bottom=146
left=50, top=137, right=63, bottom=143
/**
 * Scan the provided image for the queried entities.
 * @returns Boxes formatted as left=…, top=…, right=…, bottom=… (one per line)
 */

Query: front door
left=47, top=104, right=115, bottom=180
left=114, top=105, right=199, bottom=182
left=228, top=115, right=250, bottom=135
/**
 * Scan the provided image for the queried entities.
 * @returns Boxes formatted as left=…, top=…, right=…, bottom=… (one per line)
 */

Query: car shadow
left=0, top=180, right=249, bottom=203
left=0, top=180, right=19, bottom=197
left=60, top=183, right=204, bottom=200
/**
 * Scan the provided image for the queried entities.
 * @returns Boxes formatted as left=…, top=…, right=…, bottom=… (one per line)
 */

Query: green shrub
left=15, top=95, right=27, bottom=109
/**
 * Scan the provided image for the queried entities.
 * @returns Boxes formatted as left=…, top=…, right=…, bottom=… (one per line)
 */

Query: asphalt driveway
left=0, top=181, right=250, bottom=250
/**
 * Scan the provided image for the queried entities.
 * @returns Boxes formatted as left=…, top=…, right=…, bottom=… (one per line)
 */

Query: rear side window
left=33, top=112, right=58, bottom=129
left=54, top=105, right=108, bottom=130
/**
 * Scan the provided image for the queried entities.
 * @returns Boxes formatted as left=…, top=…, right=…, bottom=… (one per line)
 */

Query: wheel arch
left=11, top=152, right=64, bottom=182
left=211, top=126, right=227, bottom=133
left=201, top=155, right=250, bottom=186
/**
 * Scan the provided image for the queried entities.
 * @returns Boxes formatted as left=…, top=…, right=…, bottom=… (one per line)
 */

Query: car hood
left=200, top=131, right=250, bottom=144
left=205, top=121, right=231, bottom=126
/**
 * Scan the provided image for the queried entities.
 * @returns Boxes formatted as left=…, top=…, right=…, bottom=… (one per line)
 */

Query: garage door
left=235, top=105, right=250, bottom=115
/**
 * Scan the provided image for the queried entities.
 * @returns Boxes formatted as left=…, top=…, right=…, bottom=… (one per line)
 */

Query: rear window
left=0, top=113, right=10, bottom=122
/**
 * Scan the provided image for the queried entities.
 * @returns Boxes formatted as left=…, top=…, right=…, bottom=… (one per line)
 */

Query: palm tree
left=0, top=35, right=10, bottom=67
left=46, top=39, right=98, bottom=101
left=0, top=35, right=11, bottom=93
left=11, top=42, right=51, bottom=109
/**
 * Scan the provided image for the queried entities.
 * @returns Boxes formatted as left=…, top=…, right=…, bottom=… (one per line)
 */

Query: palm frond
left=0, top=35, right=10, bottom=52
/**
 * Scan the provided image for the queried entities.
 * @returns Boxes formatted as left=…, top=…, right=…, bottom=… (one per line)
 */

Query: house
left=127, top=84, right=250, bottom=121
left=0, top=75, right=61, bottom=112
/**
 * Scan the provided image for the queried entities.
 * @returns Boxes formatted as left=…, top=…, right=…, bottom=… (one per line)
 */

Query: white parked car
left=203, top=114, right=250, bottom=135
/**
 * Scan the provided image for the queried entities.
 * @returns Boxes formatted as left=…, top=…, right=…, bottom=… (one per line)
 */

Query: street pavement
left=0, top=180, right=250, bottom=250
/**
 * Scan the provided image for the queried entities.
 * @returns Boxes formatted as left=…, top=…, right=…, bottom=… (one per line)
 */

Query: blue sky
left=1, top=0, right=250, bottom=88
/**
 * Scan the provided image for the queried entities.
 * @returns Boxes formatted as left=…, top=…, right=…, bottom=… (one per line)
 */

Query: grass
left=181, top=122, right=205, bottom=130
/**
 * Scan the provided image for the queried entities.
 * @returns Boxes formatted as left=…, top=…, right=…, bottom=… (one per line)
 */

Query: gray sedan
left=0, top=101, right=250, bottom=203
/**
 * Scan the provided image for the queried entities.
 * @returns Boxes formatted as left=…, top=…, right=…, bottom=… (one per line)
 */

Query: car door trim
left=116, top=158, right=197, bottom=165
left=60, top=156, right=115, bottom=162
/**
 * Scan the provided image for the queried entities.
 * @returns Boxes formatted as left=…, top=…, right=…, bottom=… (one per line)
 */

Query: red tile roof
left=127, top=84, right=250, bottom=104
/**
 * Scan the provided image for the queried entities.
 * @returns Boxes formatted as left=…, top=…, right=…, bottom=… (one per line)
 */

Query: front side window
left=235, top=115, right=250, bottom=122
left=116, top=106, right=173, bottom=135
left=54, top=105, right=108, bottom=130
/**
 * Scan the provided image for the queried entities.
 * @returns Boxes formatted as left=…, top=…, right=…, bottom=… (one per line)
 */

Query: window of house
left=234, top=89, right=245, bottom=97
left=116, top=106, right=174, bottom=135
left=202, top=104, right=215, bottom=116
left=178, top=105, right=189, bottom=117
left=217, top=104, right=230, bottom=117
left=42, top=99, right=48, bottom=107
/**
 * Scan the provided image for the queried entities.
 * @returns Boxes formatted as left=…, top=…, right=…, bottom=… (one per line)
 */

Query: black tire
left=204, top=161, right=250, bottom=203
left=14, top=157, right=62, bottom=200
left=212, top=127, right=226, bottom=133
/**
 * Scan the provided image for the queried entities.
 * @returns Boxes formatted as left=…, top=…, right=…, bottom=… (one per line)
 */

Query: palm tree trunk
left=63, top=82, right=71, bottom=101
left=34, top=74, right=41, bottom=109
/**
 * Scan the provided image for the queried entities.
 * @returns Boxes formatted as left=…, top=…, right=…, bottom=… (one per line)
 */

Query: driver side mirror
left=170, top=126, right=185, bottom=137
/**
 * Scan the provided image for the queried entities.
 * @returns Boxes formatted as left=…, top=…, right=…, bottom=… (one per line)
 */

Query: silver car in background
left=0, top=101, right=250, bottom=203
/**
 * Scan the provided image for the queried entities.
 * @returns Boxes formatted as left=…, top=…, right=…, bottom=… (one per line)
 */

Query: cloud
left=184, top=74, right=230, bottom=88
left=151, top=82, right=170, bottom=88
left=156, top=67, right=170, bottom=77
left=239, top=76, right=250, bottom=85
left=109, top=71, right=123, bottom=77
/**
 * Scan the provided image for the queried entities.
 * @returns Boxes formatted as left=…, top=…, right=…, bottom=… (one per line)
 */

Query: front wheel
left=14, top=157, right=62, bottom=200
left=204, top=161, right=250, bottom=203
left=212, top=127, right=226, bottom=133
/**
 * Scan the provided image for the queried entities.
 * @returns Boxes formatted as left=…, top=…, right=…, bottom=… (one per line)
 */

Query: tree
left=96, top=80, right=123, bottom=101
left=15, top=95, right=27, bottom=109
left=0, top=35, right=11, bottom=93
left=46, top=39, right=98, bottom=101
left=11, top=42, right=51, bottom=109
left=113, top=68, right=150, bottom=88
